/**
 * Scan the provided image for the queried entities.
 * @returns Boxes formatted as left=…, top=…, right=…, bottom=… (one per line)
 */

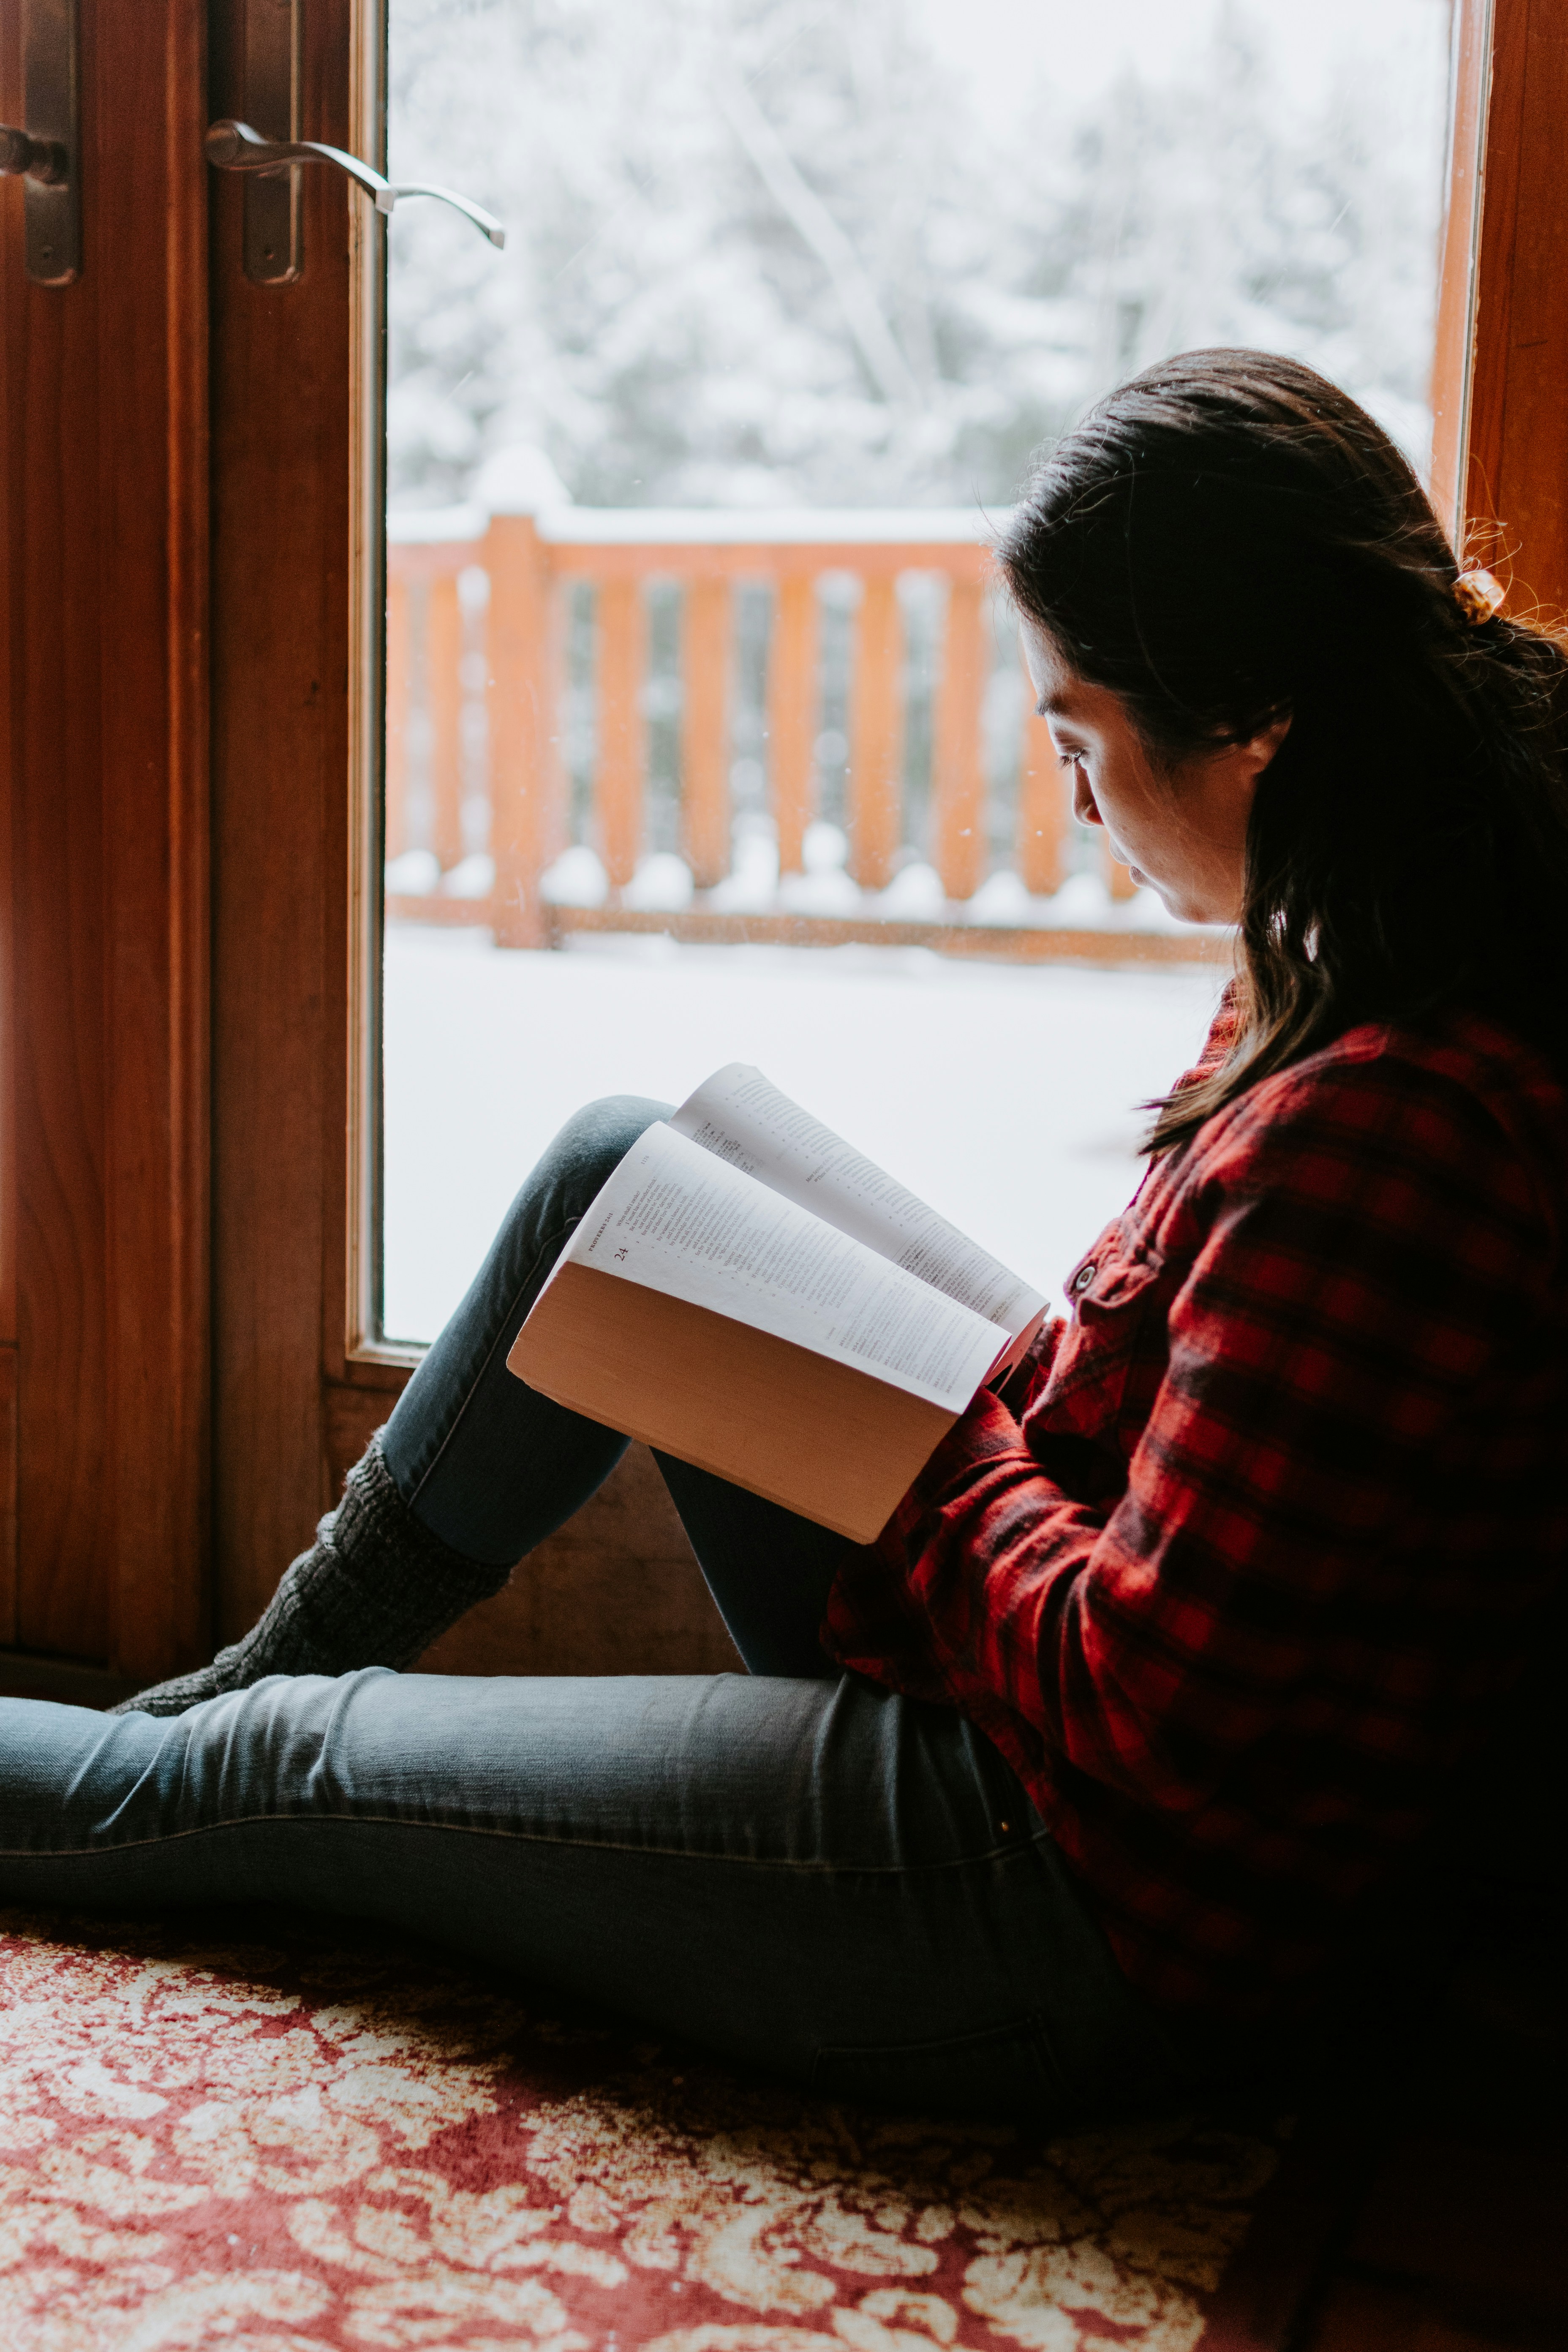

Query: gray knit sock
left=111, top=1435, right=512, bottom=1716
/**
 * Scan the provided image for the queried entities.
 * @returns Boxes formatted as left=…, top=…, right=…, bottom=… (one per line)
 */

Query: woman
left=3, top=351, right=1563, bottom=2123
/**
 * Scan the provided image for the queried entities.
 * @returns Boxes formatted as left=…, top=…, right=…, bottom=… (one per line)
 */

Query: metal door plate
left=24, top=0, right=78, bottom=286
left=244, top=0, right=302, bottom=284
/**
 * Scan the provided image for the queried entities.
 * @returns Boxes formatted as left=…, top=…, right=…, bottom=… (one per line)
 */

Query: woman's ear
left=1242, top=710, right=1293, bottom=779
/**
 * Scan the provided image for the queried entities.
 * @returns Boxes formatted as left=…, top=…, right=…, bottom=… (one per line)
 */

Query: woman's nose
left=1073, top=773, right=1102, bottom=827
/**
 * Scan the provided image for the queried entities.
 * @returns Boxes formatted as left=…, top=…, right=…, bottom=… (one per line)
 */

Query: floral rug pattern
left=0, top=1912, right=1282, bottom=2352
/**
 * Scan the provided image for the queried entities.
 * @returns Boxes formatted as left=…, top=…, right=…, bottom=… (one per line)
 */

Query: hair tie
left=1453, top=566, right=1506, bottom=625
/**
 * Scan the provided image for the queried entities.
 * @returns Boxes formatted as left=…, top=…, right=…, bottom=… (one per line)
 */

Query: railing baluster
left=767, top=575, right=817, bottom=874
left=487, top=514, right=559, bottom=949
left=849, top=574, right=902, bottom=890
left=1017, top=669, right=1067, bottom=896
left=932, top=573, right=988, bottom=901
left=427, top=571, right=466, bottom=874
left=681, top=577, right=732, bottom=889
left=597, top=578, right=644, bottom=891
left=384, top=569, right=411, bottom=864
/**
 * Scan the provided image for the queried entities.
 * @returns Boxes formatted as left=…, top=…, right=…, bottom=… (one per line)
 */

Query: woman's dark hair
left=998, top=349, right=1568, bottom=1153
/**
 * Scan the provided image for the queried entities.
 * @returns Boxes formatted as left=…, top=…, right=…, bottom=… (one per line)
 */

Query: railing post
left=767, top=574, right=817, bottom=874
left=487, top=512, right=559, bottom=949
left=427, top=571, right=466, bottom=874
left=384, top=568, right=411, bottom=863
left=597, top=578, right=645, bottom=892
left=1017, top=676, right=1066, bottom=896
left=932, top=573, right=988, bottom=902
left=681, top=577, right=732, bottom=888
left=849, top=574, right=902, bottom=890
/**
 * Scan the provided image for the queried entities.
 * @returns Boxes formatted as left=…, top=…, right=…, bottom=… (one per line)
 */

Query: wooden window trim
left=1432, top=0, right=1568, bottom=612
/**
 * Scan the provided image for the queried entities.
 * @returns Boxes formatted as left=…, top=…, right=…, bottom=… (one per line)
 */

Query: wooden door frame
left=206, top=0, right=408, bottom=1649
left=2, top=0, right=1565, bottom=1694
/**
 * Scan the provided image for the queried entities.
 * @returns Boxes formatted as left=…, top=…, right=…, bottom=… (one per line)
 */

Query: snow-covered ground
left=382, top=926, right=1226, bottom=1343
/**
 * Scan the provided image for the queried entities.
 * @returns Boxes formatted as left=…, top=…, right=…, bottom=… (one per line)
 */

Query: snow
left=775, top=868, right=862, bottom=919
left=621, top=852, right=695, bottom=912
left=518, top=831, right=1216, bottom=938
left=387, top=506, right=486, bottom=546
left=538, top=508, right=1006, bottom=546
left=387, top=1, right=1449, bottom=514
left=705, top=830, right=780, bottom=913
left=381, top=926, right=1225, bottom=1345
left=874, top=862, right=947, bottom=921
left=917, top=0, right=1447, bottom=132
left=441, top=852, right=495, bottom=899
left=385, top=847, right=441, bottom=897
left=966, top=870, right=1032, bottom=927
left=389, top=501, right=1007, bottom=549
left=540, top=844, right=610, bottom=908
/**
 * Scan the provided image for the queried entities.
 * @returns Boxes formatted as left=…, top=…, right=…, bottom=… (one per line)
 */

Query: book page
left=551, top=1121, right=1007, bottom=1413
left=669, top=1063, right=1047, bottom=1336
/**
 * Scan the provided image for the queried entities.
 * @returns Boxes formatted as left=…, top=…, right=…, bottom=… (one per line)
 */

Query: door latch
left=205, top=119, right=505, bottom=259
left=0, top=0, right=80, bottom=286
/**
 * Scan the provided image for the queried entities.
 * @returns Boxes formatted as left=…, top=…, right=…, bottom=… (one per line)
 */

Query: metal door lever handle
left=0, top=123, right=67, bottom=185
left=204, top=120, right=506, bottom=248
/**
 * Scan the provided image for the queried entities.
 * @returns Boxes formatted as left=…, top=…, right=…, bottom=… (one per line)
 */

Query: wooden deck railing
left=385, top=504, right=1226, bottom=964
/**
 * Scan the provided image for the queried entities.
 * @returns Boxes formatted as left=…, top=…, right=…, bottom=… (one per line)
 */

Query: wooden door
left=0, top=0, right=208, bottom=1702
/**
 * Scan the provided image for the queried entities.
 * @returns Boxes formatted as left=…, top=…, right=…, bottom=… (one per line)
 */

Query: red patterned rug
left=0, top=1908, right=1313, bottom=2351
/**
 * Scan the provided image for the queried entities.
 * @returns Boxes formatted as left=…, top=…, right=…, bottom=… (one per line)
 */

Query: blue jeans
left=0, top=1100, right=1199, bottom=2122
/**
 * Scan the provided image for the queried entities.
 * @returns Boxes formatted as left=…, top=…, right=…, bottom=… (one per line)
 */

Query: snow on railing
left=384, top=487, right=1222, bottom=962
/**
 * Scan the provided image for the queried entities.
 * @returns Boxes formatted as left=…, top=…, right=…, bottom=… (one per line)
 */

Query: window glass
left=382, top=0, right=1450, bottom=1344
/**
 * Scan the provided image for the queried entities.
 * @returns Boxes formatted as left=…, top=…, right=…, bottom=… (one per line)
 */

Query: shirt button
left=1072, top=1263, right=1097, bottom=1293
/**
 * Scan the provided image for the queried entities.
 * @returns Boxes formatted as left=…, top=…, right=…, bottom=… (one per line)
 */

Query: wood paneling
left=103, top=0, right=211, bottom=1682
left=0, top=0, right=209, bottom=1676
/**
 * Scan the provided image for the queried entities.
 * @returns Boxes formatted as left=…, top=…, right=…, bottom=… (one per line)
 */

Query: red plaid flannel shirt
left=825, top=999, right=1568, bottom=2024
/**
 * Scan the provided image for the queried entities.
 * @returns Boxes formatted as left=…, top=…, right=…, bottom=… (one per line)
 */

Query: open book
left=507, top=1065, right=1048, bottom=1543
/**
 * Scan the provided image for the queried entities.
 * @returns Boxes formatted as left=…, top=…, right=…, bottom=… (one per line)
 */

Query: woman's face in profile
left=1020, top=621, right=1288, bottom=928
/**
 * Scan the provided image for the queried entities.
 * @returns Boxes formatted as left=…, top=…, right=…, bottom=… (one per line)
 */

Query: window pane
left=382, top=0, right=1450, bottom=1344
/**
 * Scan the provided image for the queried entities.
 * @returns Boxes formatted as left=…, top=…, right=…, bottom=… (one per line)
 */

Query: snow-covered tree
left=386, top=0, right=1447, bottom=509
